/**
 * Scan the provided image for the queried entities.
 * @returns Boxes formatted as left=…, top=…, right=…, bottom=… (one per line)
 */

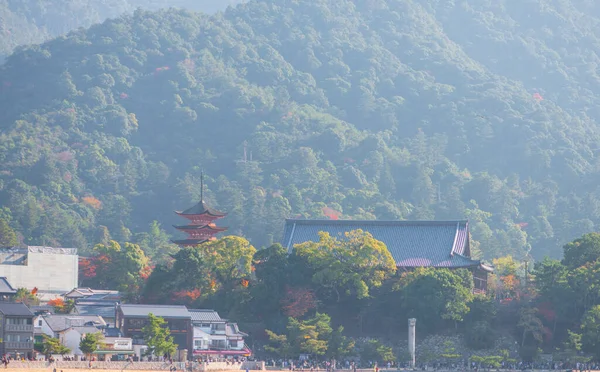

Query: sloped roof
left=226, top=323, right=247, bottom=337
left=176, top=201, right=226, bottom=217
left=74, top=305, right=116, bottom=320
left=189, top=309, right=223, bottom=323
left=0, top=277, right=16, bottom=294
left=42, top=314, right=106, bottom=332
left=64, top=288, right=120, bottom=301
left=0, top=302, right=33, bottom=316
left=63, top=326, right=102, bottom=335
left=282, top=219, right=482, bottom=269
left=119, top=304, right=191, bottom=319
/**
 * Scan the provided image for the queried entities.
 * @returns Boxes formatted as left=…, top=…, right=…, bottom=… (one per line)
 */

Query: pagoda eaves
left=175, top=200, right=226, bottom=217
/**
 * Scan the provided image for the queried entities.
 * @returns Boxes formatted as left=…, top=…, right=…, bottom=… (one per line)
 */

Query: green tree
left=14, top=288, right=39, bottom=306
left=265, top=313, right=335, bottom=358
left=394, top=268, right=474, bottom=331
left=293, top=230, right=396, bottom=301
left=0, top=218, right=17, bottom=247
left=79, top=332, right=104, bottom=359
left=83, top=240, right=151, bottom=300
left=250, top=243, right=290, bottom=323
left=326, top=325, right=355, bottom=359
left=142, top=313, right=177, bottom=358
left=562, top=233, right=600, bottom=269
left=357, top=339, right=395, bottom=363
left=41, top=334, right=70, bottom=356
left=580, top=305, right=600, bottom=359
left=264, top=330, right=293, bottom=358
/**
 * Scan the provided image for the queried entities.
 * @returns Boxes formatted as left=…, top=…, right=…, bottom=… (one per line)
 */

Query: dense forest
left=4, top=0, right=600, bottom=363
left=0, top=0, right=241, bottom=62
left=2, top=0, right=600, bottom=262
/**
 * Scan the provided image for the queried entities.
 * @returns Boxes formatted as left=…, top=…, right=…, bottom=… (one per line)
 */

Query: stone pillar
left=408, top=318, right=416, bottom=368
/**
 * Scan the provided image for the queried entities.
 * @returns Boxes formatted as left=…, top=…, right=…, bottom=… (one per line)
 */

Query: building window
left=127, top=319, right=145, bottom=328
left=38, top=320, right=42, bottom=326
left=7, top=318, right=30, bottom=325
left=229, top=340, right=238, bottom=348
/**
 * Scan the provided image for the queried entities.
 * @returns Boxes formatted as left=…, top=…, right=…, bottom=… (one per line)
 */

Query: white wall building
left=60, top=326, right=101, bottom=356
left=189, top=309, right=249, bottom=359
left=0, top=247, right=78, bottom=300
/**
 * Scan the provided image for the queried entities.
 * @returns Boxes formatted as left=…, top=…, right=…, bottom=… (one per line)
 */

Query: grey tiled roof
left=282, top=219, right=482, bottom=269
left=0, top=302, right=33, bottom=316
left=74, top=305, right=116, bottom=320
left=0, top=277, right=16, bottom=294
left=119, top=304, right=191, bottom=319
left=189, top=309, right=223, bottom=322
left=43, top=315, right=106, bottom=332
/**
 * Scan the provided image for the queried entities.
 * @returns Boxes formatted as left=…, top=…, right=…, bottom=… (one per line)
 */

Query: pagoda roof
left=172, top=239, right=210, bottom=246
left=173, top=224, right=228, bottom=232
left=175, top=200, right=226, bottom=217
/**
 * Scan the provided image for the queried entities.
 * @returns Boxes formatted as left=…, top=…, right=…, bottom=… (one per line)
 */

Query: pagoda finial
left=200, top=170, right=204, bottom=202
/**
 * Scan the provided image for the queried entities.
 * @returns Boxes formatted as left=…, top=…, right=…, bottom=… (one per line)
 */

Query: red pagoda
left=173, top=173, right=227, bottom=247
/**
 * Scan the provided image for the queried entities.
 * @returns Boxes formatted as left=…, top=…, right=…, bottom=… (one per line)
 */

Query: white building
left=189, top=309, right=249, bottom=359
left=60, top=326, right=102, bottom=356
left=0, top=247, right=78, bottom=301
left=34, top=314, right=107, bottom=357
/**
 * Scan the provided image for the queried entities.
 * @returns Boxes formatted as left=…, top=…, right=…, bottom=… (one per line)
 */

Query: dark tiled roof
left=189, top=309, right=223, bottom=322
left=176, top=201, right=226, bottom=217
left=0, top=302, right=33, bottom=316
left=282, top=219, right=481, bottom=269
left=74, top=305, right=116, bottom=320
left=119, top=304, right=191, bottom=319
left=0, top=277, right=16, bottom=294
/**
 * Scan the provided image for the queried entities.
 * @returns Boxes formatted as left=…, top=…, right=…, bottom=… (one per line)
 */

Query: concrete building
left=0, top=302, right=34, bottom=358
left=0, top=247, right=78, bottom=300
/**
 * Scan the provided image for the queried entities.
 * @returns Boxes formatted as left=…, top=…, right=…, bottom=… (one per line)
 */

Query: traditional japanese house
left=116, top=304, right=193, bottom=359
left=282, top=219, right=493, bottom=293
left=172, top=174, right=227, bottom=247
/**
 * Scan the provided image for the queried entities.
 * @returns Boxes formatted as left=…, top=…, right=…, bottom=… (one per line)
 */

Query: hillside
left=0, top=0, right=241, bottom=62
left=1, top=0, right=600, bottom=261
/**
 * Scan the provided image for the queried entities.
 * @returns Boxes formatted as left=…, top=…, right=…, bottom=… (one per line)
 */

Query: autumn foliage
left=281, top=287, right=317, bottom=318
left=174, top=289, right=201, bottom=302
left=82, top=196, right=102, bottom=209
left=47, top=298, right=65, bottom=307
left=322, top=206, right=341, bottom=220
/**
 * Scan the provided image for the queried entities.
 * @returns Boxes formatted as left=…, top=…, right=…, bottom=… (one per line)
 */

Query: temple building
left=282, top=219, right=493, bottom=293
left=173, top=174, right=227, bottom=247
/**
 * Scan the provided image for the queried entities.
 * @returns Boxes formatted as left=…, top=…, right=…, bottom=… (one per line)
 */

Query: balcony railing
left=5, top=324, right=33, bottom=332
left=4, top=341, right=34, bottom=350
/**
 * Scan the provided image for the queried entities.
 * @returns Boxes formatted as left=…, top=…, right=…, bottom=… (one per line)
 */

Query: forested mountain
left=0, top=0, right=241, bottom=62
left=1, top=0, right=600, bottom=262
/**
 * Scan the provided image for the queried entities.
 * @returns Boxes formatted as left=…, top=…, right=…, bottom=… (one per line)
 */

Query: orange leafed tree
left=280, top=287, right=317, bottom=318
left=47, top=298, right=65, bottom=307
left=82, top=196, right=102, bottom=209
left=173, top=289, right=201, bottom=302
